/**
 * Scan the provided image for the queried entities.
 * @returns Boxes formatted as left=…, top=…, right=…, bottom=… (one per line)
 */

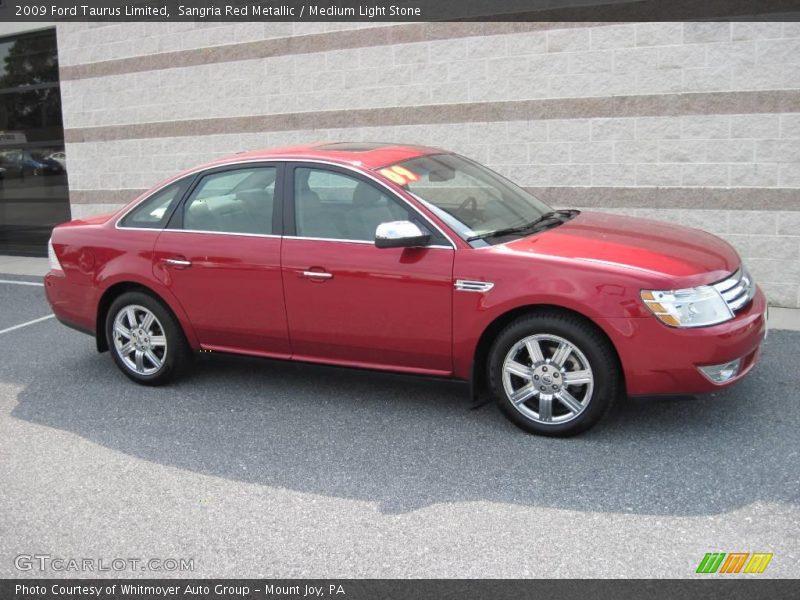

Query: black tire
left=488, top=311, right=620, bottom=436
left=105, top=290, right=191, bottom=386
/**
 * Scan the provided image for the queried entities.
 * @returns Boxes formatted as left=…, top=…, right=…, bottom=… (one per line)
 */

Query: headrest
left=296, top=169, right=312, bottom=192
left=353, top=181, right=383, bottom=207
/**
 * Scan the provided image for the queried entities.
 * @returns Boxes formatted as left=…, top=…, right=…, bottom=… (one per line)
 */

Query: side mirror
left=375, top=220, right=430, bottom=249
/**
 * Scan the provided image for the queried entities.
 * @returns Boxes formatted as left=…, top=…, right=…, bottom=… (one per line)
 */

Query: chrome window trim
left=283, top=235, right=452, bottom=249
left=113, top=158, right=458, bottom=249
left=157, top=228, right=281, bottom=239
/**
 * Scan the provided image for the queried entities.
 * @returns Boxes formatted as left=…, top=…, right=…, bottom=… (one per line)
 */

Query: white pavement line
left=0, top=279, right=44, bottom=287
left=0, top=314, right=55, bottom=335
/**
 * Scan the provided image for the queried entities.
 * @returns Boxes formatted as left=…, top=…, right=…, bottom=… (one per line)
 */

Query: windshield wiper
left=467, top=210, right=575, bottom=241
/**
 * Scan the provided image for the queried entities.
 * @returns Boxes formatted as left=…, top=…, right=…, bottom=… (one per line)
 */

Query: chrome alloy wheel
left=112, top=304, right=168, bottom=376
left=501, top=334, right=594, bottom=424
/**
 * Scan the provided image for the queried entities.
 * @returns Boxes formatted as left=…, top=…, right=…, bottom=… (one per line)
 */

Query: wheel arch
left=470, top=303, right=625, bottom=399
left=95, top=281, right=196, bottom=352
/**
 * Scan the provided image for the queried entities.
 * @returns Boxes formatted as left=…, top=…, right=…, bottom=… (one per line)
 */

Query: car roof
left=205, top=142, right=446, bottom=171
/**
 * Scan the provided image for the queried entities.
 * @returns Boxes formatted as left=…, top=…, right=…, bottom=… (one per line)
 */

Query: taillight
left=48, top=237, right=63, bottom=272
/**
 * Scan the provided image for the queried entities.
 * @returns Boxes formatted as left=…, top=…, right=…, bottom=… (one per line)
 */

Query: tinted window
left=119, top=181, right=184, bottom=229
left=294, top=167, right=412, bottom=242
left=183, top=167, right=276, bottom=235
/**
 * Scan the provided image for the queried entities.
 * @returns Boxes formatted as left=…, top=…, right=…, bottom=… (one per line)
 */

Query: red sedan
left=45, top=143, right=767, bottom=435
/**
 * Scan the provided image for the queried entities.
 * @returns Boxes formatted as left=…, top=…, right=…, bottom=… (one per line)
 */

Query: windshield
left=379, top=154, right=553, bottom=242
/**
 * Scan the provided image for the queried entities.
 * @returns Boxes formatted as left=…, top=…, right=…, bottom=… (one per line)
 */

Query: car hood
left=503, top=211, right=739, bottom=286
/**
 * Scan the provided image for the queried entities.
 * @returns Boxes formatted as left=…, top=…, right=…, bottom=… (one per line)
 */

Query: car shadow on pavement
left=9, top=329, right=800, bottom=516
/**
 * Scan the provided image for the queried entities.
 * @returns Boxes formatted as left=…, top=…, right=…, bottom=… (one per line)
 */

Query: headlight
left=641, top=285, right=733, bottom=328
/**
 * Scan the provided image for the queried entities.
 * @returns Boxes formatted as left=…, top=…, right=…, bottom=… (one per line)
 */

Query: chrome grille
left=713, top=267, right=756, bottom=313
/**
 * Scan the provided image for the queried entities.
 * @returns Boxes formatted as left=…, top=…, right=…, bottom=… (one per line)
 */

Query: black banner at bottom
left=1, top=579, right=798, bottom=600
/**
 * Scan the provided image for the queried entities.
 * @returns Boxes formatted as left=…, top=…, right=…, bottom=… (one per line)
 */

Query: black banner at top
left=1, top=0, right=800, bottom=22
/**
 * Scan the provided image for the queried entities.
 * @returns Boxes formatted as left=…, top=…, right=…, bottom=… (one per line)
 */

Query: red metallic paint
left=281, top=238, right=454, bottom=374
left=152, top=231, right=291, bottom=357
left=45, top=144, right=766, bottom=398
left=599, top=288, right=766, bottom=395
left=46, top=222, right=201, bottom=348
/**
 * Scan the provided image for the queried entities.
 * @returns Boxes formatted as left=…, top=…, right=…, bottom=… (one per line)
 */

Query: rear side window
left=182, top=167, right=277, bottom=235
left=119, top=181, right=185, bottom=229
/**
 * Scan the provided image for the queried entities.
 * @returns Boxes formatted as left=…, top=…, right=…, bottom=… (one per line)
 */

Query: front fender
left=452, top=252, right=645, bottom=380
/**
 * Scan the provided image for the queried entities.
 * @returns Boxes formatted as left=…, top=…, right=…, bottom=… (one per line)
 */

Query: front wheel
left=105, top=291, right=190, bottom=385
left=488, top=312, right=621, bottom=436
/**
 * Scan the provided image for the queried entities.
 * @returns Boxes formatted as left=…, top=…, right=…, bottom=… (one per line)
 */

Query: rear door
left=152, top=163, right=291, bottom=357
left=280, top=163, right=455, bottom=375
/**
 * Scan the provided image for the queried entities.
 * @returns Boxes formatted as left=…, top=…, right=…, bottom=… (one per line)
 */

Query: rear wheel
left=488, top=312, right=620, bottom=436
left=105, top=291, right=190, bottom=385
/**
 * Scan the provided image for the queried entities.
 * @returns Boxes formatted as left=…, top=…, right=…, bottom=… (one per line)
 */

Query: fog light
left=698, top=359, right=742, bottom=384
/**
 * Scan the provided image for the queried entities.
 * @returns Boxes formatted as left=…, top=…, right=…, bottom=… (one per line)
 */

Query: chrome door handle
left=301, top=270, right=333, bottom=279
left=164, top=258, right=192, bottom=267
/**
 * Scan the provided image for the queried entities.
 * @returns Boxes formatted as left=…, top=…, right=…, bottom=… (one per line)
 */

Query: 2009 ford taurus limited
left=45, top=143, right=767, bottom=436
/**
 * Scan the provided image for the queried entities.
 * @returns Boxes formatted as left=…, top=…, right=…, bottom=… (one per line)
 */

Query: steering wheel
left=458, top=196, right=478, bottom=214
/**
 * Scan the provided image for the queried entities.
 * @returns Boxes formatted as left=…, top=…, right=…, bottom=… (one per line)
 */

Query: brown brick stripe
left=56, top=0, right=800, bottom=83
left=528, top=186, right=800, bottom=210
left=69, top=186, right=800, bottom=211
left=63, top=90, right=800, bottom=144
left=59, top=22, right=596, bottom=81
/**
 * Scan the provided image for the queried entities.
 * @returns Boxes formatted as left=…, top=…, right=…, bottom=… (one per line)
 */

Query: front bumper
left=600, top=287, right=767, bottom=396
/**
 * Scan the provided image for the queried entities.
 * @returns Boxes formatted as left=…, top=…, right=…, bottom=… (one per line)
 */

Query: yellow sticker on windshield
left=379, top=168, right=408, bottom=185
left=379, top=165, right=420, bottom=186
left=391, top=165, right=419, bottom=182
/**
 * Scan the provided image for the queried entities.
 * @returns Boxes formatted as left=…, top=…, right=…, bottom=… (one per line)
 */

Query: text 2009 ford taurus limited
left=45, top=143, right=767, bottom=436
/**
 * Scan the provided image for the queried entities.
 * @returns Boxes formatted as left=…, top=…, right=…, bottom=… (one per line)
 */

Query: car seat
left=352, top=181, right=404, bottom=240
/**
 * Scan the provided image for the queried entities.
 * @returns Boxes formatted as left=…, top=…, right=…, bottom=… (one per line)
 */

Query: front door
left=281, top=164, right=454, bottom=375
left=152, top=164, right=291, bottom=357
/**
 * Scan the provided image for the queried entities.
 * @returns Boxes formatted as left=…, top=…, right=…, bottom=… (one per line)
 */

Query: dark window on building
left=0, top=28, right=69, bottom=256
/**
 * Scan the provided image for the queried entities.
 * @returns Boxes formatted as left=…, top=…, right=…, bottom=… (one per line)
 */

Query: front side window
left=380, top=154, right=553, bottom=243
left=293, top=167, right=412, bottom=242
left=119, top=180, right=185, bottom=229
left=183, top=167, right=276, bottom=235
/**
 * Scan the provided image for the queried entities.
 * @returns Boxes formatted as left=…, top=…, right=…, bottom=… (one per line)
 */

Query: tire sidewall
left=105, top=291, right=185, bottom=385
left=488, top=314, right=618, bottom=436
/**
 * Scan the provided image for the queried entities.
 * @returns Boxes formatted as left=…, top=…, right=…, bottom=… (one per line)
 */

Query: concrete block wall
left=57, top=21, right=800, bottom=307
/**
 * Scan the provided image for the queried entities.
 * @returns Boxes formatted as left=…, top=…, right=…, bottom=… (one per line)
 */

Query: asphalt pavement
left=0, top=277, right=798, bottom=578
